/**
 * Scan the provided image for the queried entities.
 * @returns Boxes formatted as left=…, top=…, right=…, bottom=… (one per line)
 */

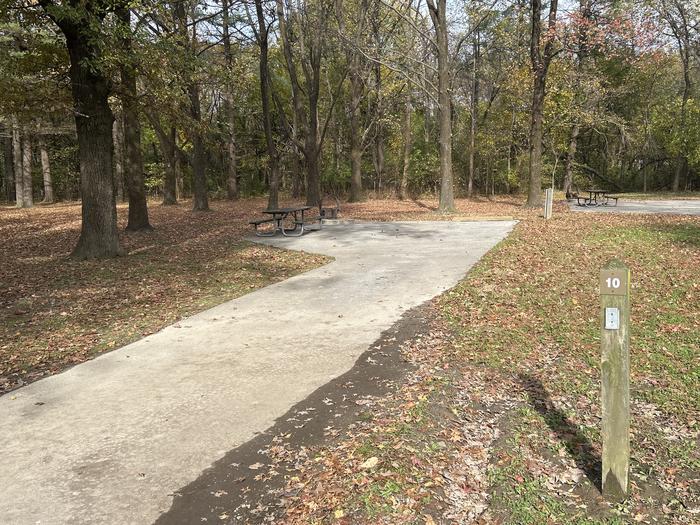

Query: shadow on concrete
left=155, top=304, right=432, bottom=524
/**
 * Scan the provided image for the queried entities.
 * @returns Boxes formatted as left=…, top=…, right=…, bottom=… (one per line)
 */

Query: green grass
left=437, top=213, right=699, bottom=523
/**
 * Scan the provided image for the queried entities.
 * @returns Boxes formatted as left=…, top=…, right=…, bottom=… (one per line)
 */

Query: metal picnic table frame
left=578, top=189, right=619, bottom=207
left=249, top=206, right=316, bottom=237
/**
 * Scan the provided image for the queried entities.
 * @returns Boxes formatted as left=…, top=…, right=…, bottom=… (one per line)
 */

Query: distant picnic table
left=577, top=189, right=620, bottom=207
left=249, top=205, right=321, bottom=237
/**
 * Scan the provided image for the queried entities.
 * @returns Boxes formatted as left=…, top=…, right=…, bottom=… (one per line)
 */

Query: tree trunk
left=191, top=113, right=209, bottom=211
left=226, top=109, right=239, bottom=200
left=113, top=116, right=125, bottom=202
left=40, top=0, right=124, bottom=257
left=668, top=4, right=691, bottom=193
left=21, top=129, right=33, bottom=208
left=371, top=4, right=384, bottom=186
left=527, top=73, right=546, bottom=207
left=117, top=7, right=151, bottom=231
left=66, top=32, right=122, bottom=258
left=526, top=0, right=558, bottom=208
left=305, top=68, right=322, bottom=207
left=468, top=36, right=480, bottom=198
left=348, top=65, right=363, bottom=202
left=427, top=0, right=454, bottom=212
left=12, top=116, right=23, bottom=207
left=38, top=135, right=54, bottom=203
left=400, top=92, right=412, bottom=201
left=2, top=123, right=15, bottom=202
left=563, top=125, right=579, bottom=197
left=291, top=150, right=304, bottom=198
left=149, top=118, right=178, bottom=205
left=275, top=0, right=322, bottom=208
left=175, top=1, right=208, bottom=211
left=254, top=0, right=280, bottom=210
left=222, top=0, right=239, bottom=201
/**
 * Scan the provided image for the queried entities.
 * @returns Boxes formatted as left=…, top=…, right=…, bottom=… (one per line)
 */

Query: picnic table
left=249, top=205, right=320, bottom=237
left=577, top=189, right=620, bottom=207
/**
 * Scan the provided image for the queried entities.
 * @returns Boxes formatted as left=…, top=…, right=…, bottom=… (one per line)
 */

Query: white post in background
left=544, top=188, right=553, bottom=219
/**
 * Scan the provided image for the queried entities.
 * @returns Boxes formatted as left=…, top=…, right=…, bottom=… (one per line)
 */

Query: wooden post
left=600, top=260, right=631, bottom=500
left=544, top=188, right=553, bottom=219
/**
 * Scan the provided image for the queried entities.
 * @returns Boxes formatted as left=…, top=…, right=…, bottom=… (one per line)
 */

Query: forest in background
left=0, top=0, right=698, bottom=257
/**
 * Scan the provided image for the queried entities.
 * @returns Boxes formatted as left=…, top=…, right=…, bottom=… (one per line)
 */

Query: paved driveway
left=570, top=199, right=700, bottom=215
left=0, top=220, right=515, bottom=525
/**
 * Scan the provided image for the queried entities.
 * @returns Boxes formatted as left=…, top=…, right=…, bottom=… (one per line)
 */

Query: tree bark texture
left=40, top=0, right=123, bottom=258
left=69, top=43, right=121, bottom=256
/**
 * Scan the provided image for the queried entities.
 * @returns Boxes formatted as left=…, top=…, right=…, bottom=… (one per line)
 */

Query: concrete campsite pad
left=0, top=220, right=516, bottom=525
left=570, top=199, right=700, bottom=215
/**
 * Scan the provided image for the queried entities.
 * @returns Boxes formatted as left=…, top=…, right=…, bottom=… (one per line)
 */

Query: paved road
left=570, top=199, right=700, bottom=215
left=0, top=220, right=516, bottom=525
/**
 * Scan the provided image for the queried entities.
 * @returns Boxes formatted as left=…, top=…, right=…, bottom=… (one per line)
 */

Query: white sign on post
left=605, top=307, right=620, bottom=330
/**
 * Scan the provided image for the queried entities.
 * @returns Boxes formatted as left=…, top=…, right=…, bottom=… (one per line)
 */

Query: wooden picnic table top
left=262, top=206, right=312, bottom=215
left=585, top=189, right=610, bottom=194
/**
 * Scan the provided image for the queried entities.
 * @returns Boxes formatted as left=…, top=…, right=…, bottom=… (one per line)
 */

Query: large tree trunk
left=427, top=0, right=454, bottom=212
left=12, top=116, right=24, bottom=207
left=564, top=124, right=579, bottom=197
left=21, top=129, right=33, bottom=208
left=38, top=135, right=54, bottom=203
left=254, top=0, right=280, bottom=210
left=117, top=7, right=151, bottom=230
left=399, top=91, right=412, bottom=201
left=66, top=33, right=122, bottom=258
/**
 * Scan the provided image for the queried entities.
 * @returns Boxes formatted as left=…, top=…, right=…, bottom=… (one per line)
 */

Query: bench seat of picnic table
left=575, top=194, right=592, bottom=206
left=249, top=218, right=275, bottom=225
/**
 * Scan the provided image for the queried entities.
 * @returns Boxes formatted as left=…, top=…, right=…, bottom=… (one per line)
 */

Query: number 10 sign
left=600, top=266, right=630, bottom=296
